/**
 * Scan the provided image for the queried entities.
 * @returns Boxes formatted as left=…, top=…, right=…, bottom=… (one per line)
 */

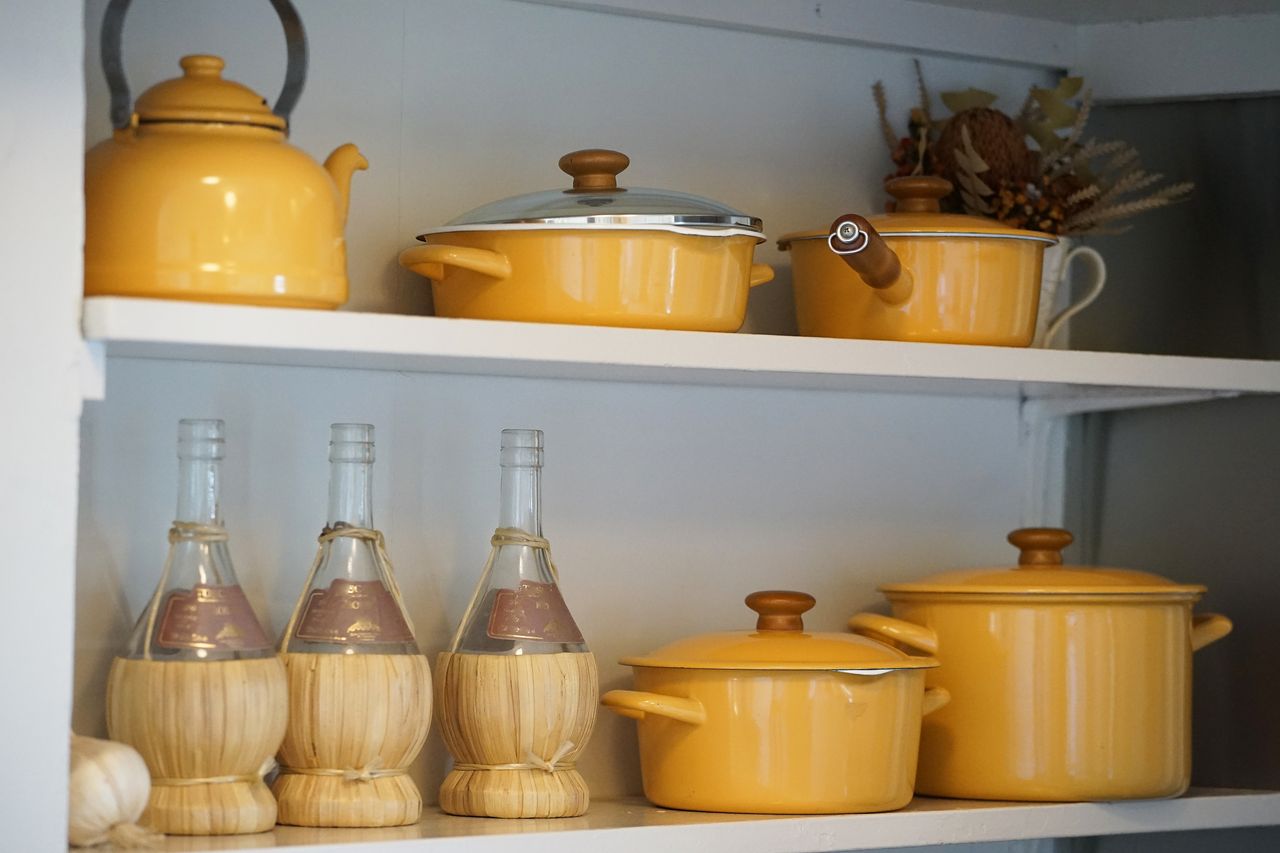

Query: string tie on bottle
left=279, top=758, right=408, bottom=783
left=490, top=527, right=560, bottom=580
left=278, top=523, right=416, bottom=653
left=453, top=740, right=577, bottom=773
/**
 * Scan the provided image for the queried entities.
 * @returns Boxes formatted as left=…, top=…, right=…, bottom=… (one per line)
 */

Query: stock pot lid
left=777, top=176, right=1056, bottom=248
left=620, top=590, right=937, bottom=671
left=427, top=148, right=763, bottom=237
left=880, top=528, right=1207, bottom=598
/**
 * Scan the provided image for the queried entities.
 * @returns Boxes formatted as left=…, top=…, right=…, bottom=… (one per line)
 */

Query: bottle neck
left=175, top=456, right=222, bottom=525
left=498, top=463, right=541, bottom=535
left=328, top=458, right=374, bottom=528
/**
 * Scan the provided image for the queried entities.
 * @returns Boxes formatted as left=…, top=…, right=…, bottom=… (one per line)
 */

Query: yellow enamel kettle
left=84, top=0, right=367, bottom=309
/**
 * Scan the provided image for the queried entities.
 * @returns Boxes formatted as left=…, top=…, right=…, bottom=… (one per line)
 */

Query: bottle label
left=487, top=580, right=585, bottom=644
left=156, top=584, right=272, bottom=651
left=294, top=579, right=415, bottom=644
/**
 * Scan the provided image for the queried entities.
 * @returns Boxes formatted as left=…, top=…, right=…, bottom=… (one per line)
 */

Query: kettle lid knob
left=179, top=54, right=226, bottom=78
left=1009, top=527, right=1074, bottom=567
left=746, top=590, right=816, bottom=632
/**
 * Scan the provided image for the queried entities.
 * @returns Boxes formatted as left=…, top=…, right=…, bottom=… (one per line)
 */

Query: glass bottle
left=280, top=423, right=418, bottom=655
left=122, top=418, right=274, bottom=660
left=451, top=428, right=588, bottom=654
left=274, top=423, right=431, bottom=829
left=107, top=419, right=287, bottom=836
left=437, top=428, right=597, bottom=819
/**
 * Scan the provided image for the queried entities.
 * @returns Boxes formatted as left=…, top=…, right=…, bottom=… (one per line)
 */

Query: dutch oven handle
left=848, top=612, right=939, bottom=656
left=1191, top=613, right=1233, bottom=651
left=601, top=690, right=706, bottom=725
left=101, top=0, right=308, bottom=132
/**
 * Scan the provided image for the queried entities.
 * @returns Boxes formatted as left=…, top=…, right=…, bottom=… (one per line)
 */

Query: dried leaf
left=872, top=81, right=898, bottom=153
left=1032, top=89, right=1078, bottom=129
left=1052, top=76, right=1084, bottom=100
left=914, top=59, right=933, bottom=129
left=1066, top=184, right=1101, bottom=206
left=1067, top=182, right=1193, bottom=228
left=941, top=88, right=998, bottom=113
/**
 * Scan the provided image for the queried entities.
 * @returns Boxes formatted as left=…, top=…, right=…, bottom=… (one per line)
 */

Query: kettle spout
left=323, top=143, right=369, bottom=226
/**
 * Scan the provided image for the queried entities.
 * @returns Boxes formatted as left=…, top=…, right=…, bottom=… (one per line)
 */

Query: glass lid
left=881, top=528, right=1207, bottom=598
left=435, top=149, right=762, bottom=232
left=620, top=590, right=937, bottom=671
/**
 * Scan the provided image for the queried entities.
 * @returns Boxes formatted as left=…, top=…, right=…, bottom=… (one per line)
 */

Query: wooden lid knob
left=746, top=590, right=816, bottom=632
left=1009, top=528, right=1074, bottom=567
left=559, top=148, right=630, bottom=192
left=885, top=175, right=953, bottom=213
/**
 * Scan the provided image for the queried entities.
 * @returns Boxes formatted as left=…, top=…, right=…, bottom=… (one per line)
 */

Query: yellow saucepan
left=603, top=590, right=947, bottom=815
left=400, top=149, right=773, bottom=331
left=779, top=176, right=1055, bottom=345
left=856, top=527, right=1232, bottom=802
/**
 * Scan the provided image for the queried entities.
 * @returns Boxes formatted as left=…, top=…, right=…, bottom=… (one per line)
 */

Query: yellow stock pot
left=85, top=0, right=366, bottom=309
left=602, top=591, right=948, bottom=814
left=399, top=149, right=773, bottom=331
left=854, top=527, right=1233, bottom=802
left=779, top=176, right=1055, bottom=345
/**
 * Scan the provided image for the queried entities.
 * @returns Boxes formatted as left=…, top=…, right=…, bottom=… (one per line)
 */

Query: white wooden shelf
left=82, top=297, right=1280, bottom=404
left=147, top=790, right=1280, bottom=853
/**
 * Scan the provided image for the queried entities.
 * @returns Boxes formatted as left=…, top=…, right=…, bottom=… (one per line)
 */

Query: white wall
left=0, top=0, right=84, bottom=849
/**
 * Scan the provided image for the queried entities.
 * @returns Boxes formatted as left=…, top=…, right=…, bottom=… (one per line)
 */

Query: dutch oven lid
left=420, top=149, right=764, bottom=240
left=134, top=55, right=286, bottom=131
left=620, top=590, right=937, bottom=671
left=880, top=528, right=1206, bottom=598
left=777, top=176, right=1056, bottom=248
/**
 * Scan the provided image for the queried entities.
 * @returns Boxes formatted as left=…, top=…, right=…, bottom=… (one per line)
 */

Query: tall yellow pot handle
left=1191, top=613, right=1232, bottom=651
left=601, top=690, right=705, bottom=725
left=749, top=263, right=775, bottom=287
left=922, top=686, right=951, bottom=716
left=398, top=244, right=512, bottom=282
left=848, top=612, right=939, bottom=655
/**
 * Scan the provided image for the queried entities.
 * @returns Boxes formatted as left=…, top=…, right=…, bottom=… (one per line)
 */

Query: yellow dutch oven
left=853, top=527, right=1233, bottom=802
left=602, top=590, right=948, bottom=814
left=399, top=149, right=773, bottom=331
left=85, top=0, right=366, bottom=309
left=778, top=176, right=1055, bottom=345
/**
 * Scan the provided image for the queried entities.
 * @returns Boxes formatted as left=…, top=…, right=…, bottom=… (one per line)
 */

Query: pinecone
left=934, top=108, right=1036, bottom=187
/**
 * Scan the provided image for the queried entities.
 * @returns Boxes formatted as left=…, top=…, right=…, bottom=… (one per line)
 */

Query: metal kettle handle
left=101, top=0, right=308, bottom=132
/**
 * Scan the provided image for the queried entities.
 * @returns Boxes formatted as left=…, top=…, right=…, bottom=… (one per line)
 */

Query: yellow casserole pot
left=778, top=176, right=1055, bottom=345
left=399, top=149, right=773, bottom=331
left=855, top=528, right=1232, bottom=802
left=85, top=1, right=366, bottom=309
left=602, top=590, right=948, bottom=814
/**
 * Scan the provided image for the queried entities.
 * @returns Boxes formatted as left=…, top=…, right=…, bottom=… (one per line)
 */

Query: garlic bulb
left=68, top=733, right=161, bottom=848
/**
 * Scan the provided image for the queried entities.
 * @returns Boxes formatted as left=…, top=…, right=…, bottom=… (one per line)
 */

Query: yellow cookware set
left=82, top=1, right=1049, bottom=344
left=605, top=528, right=1230, bottom=814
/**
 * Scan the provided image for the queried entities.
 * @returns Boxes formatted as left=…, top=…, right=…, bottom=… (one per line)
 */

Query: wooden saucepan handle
left=827, top=214, right=914, bottom=305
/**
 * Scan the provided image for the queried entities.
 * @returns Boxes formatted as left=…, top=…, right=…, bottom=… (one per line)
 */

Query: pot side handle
left=827, top=214, right=914, bottom=306
left=922, top=686, right=951, bottom=716
left=848, top=612, right=939, bottom=656
left=1191, top=613, right=1233, bottom=651
left=601, top=690, right=706, bottom=725
left=749, top=263, right=775, bottom=287
left=398, top=244, right=512, bottom=282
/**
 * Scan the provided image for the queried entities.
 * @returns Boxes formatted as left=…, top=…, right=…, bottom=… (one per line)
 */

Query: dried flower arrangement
left=874, top=62, right=1193, bottom=235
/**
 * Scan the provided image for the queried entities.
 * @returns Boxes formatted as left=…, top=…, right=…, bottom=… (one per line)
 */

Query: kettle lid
left=134, top=55, right=286, bottom=131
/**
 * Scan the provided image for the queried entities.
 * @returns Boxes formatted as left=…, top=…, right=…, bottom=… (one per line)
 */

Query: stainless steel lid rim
left=780, top=230, right=1057, bottom=246
left=418, top=221, right=765, bottom=241
left=881, top=589, right=1205, bottom=602
left=619, top=657, right=938, bottom=672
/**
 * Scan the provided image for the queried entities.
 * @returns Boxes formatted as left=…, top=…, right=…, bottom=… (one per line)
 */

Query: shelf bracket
left=1019, top=388, right=1238, bottom=528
